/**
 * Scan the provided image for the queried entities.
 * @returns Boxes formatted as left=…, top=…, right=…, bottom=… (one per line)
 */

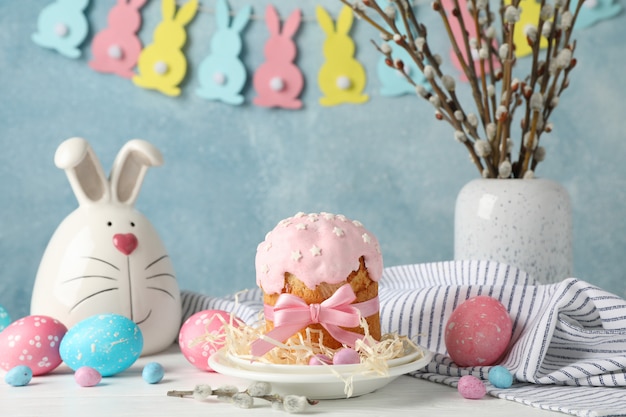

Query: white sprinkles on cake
left=255, top=212, right=383, bottom=295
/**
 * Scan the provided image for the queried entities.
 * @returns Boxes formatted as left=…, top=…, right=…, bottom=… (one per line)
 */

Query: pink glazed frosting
left=255, top=212, right=383, bottom=295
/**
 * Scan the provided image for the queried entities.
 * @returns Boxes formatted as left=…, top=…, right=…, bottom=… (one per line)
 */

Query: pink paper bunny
left=89, top=0, right=147, bottom=78
left=253, top=6, right=304, bottom=109
left=442, top=0, right=500, bottom=81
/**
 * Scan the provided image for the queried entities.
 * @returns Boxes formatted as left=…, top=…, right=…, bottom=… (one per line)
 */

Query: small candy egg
left=0, top=305, right=11, bottom=331
left=74, top=366, right=102, bottom=387
left=308, top=354, right=332, bottom=366
left=445, top=296, right=512, bottom=367
left=142, top=362, right=164, bottom=384
left=457, top=375, right=486, bottom=399
left=60, top=314, right=143, bottom=377
left=4, top=365, right=33, bottom=387
left=332, top=348, right=360, bottom=365
left=0, top=315, right=68, bottom=376
left=488, top=365, right=513, bottom=388
left=178, top=310, right=241, bottom=372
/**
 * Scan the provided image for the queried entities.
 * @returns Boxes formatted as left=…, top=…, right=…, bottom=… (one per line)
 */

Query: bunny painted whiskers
left=31, top=138, right=181, bottom=355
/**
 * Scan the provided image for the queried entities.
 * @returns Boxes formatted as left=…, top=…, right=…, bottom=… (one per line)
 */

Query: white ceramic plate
left=225, top=344, right=423, bottom=374
left=209, top=347, right=433, bottom=399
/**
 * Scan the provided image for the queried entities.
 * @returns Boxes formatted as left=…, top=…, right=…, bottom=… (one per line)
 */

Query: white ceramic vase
left=454, top=178, right=572, bottom=283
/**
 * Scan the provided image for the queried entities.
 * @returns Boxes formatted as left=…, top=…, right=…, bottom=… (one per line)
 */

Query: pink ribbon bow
left=250, top=284, right=379, bottom=357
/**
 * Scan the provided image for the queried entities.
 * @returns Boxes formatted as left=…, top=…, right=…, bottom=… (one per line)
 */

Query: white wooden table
left=0, top=345, right=564, bottom=416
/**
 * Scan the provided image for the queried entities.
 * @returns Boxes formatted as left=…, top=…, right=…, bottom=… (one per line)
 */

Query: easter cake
left=251, top=212, right=383, bottom=357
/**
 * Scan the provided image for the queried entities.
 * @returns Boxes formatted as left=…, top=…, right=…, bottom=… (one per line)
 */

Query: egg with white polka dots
left=60, top=314, right=143, bottom=377
left=444, top=296, right=512, bottom=367
left=179, top=310, right=241, bottom=371
left=0, top=315, right=67, bottom=376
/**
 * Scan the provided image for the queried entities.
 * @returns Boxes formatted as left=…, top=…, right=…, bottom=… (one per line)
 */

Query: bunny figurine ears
left=54, top=138, right=163, bottom=206
left=31, top=138, right=181, bottom=356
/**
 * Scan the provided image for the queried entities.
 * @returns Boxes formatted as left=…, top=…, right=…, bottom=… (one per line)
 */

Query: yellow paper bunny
left=317, top=5, right=368, bottom=107
left=132, top=0, right=198, bottom=96
left=509, top=0, right=550, bottom=58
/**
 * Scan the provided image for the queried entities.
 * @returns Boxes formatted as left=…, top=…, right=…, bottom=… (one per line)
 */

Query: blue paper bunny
left=195, top=0, right=252, bottom=105
left=32, top=0, right=90, bottom=59
left=376, top=0, right=429, bottom=97
left=574, top=0, right=621, bottom=30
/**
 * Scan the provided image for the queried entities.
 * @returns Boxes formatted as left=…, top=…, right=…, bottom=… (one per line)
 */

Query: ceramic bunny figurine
left=32, top=0, right=90, bottom=59
left=252, top=6, right=304, bottom=109
left=195, top=0, right=252, bottom=105
left=30, top=138, right=181, bottom=356
left=316, top=5, right=368, bottom=106
left=89, top=0, right=147, bottom=78
left=132, top=0, right=199, bottom=96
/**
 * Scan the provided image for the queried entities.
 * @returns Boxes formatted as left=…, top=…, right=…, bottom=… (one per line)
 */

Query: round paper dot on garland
left=5, top=365, right=33, bottom=387
left=457, top=375, right=486, bottom=399
left=488, top=365, right=513, bottom=388
left=108, top=45, right=122, bottom=60
left=142, top=362, right=165, bottom=384
left=270, top=77, right=285, bottom=92
left=336, top=75, right=351, bottom=90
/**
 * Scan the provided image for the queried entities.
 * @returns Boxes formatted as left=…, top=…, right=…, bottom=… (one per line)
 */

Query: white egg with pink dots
left=0, top=315, right=67, bottom=376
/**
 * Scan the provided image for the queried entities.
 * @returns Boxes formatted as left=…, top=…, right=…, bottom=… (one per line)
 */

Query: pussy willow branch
left=342, top=0, right=581, bottom=178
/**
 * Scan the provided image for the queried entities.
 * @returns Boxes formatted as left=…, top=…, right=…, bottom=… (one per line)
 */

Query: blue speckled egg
left=0, top=305, right=10, bottom=331
left=59, top=314, right=143, bottom=377
left=5, top=365, right=33, bottom=386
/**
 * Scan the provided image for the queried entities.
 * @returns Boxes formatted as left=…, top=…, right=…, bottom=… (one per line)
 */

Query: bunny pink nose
left=113, top=233, right=138, bottom=255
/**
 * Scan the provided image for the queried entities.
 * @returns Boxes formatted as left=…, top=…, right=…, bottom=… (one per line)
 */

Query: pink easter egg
left=0, top=315, right=67, bottom=376
left=445, top=296, right=512, bottom=367
left=178, top=310, right=241, bottom=371
left=74, top=366, right=102, bottom=387
left=332, top=348, right=360, bottom=365
left=309, top=354, right=332, bottom=366
left=457, top=375, right=486, bottom=399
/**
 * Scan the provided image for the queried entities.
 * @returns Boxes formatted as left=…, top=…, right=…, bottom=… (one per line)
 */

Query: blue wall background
left=1, top=0, right=624, bottom=321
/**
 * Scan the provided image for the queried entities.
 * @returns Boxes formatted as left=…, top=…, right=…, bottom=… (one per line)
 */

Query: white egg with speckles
left=60, top=314, right=143, bottom=377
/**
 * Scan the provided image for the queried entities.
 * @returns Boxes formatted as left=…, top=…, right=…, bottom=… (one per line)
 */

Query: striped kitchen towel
left=181, top=260, right=626, bottom=416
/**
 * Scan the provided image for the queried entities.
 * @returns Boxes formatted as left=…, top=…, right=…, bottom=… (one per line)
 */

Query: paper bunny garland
left=196, top=0, right=252, bottom=105
left=32, top=0, right=90, bottom=59
left=31, top=1, right=620, bottom=101
left=442, top=0, right=501, bottom=80
left=252, top=5, right=304, bottom=109
left=316, top=5, right=369, bottom=106
left=31, top=138, right=181, bottom=356
left=89, top=0, right=147, bottom=78
left=374, top=0, right=429, bottom=97
left=132, top=0, right=199, bottom=96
